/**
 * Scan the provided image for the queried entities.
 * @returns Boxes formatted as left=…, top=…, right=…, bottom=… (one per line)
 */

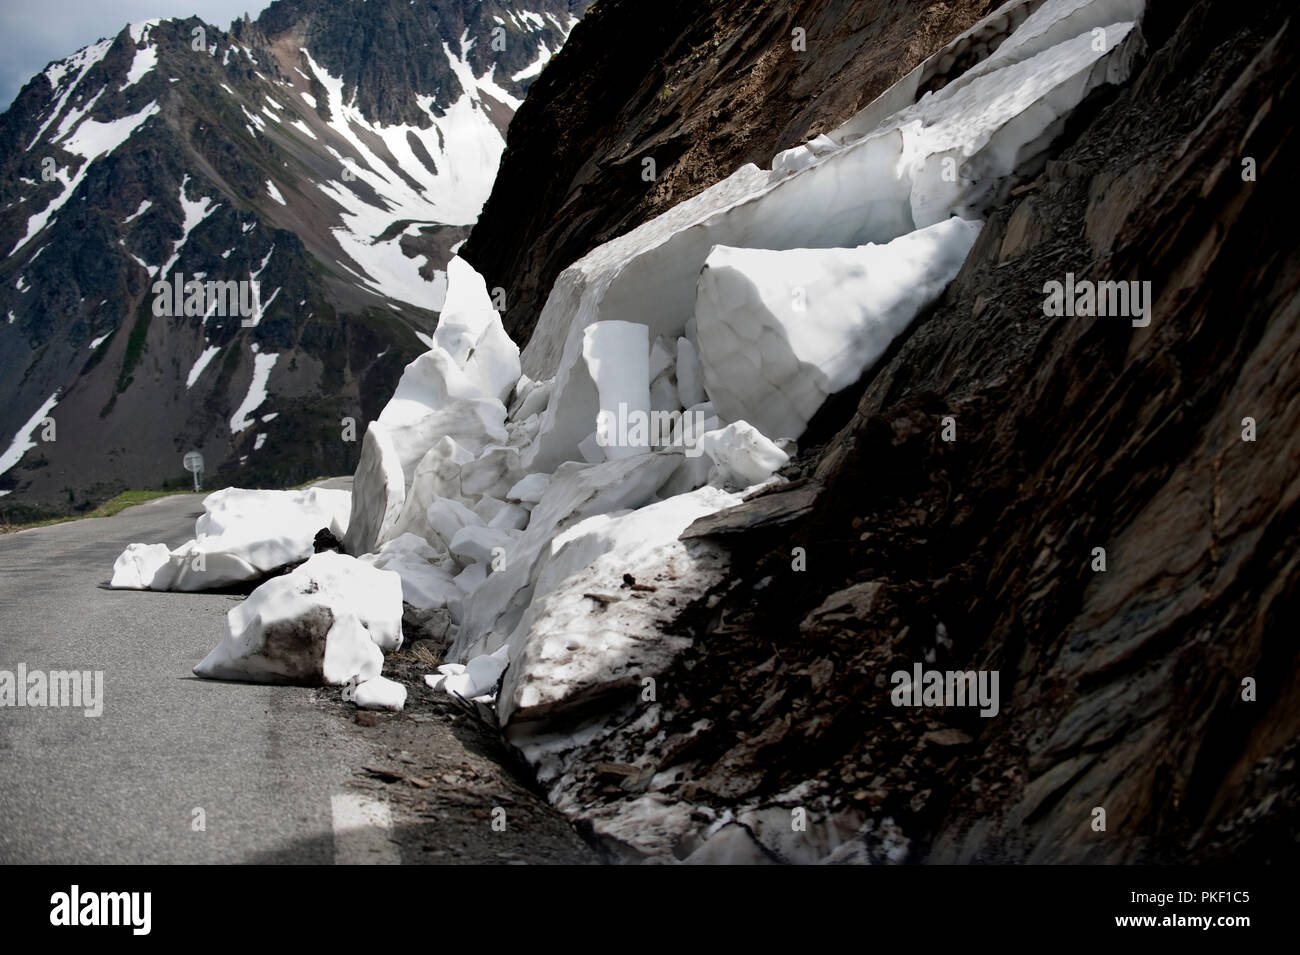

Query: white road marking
left=330, top=793, right=401, bottom=865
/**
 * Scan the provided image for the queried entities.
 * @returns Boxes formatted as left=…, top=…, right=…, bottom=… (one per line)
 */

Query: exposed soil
left=314, top=642, right=598, bottom=864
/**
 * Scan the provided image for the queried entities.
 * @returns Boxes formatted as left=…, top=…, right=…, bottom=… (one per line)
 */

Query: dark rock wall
left=665, top=0, right=1298, bottom=862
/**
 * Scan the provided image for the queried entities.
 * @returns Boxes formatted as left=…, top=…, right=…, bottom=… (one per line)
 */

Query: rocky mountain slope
left=0, top=0, right=587, bottom=518
left=456, top=0, right=1298, bottom=862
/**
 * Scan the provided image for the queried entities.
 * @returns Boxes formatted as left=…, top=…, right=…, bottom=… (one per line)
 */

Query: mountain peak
left=0, top=1, right=590, bottom=514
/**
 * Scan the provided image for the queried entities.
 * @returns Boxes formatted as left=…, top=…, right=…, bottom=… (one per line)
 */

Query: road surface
left=0, top=483, right=594, bottom=864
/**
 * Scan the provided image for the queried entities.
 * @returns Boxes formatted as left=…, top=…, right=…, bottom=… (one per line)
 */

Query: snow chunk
left=519, top=11, right=1142, bottom=390
left=366, top=534, right=461, bottom=610
left=386, top=437, right=475, bottom=547
left=194, top=552, right=400, bottom=685
left=110, top=543, right=172, bottom=589
left=425, top=646, right=509, bottom=701
left=585, top=321, right=650, bottom=461
left=699, top=421, right=790, bottom=489
left=432, top=257, right=521, bottom=404
left=695, top=217, right=983, bottom=440
left=450, top=451, right=685, bottom=661
left=675, top=337, right=706, bottom=408
left=342, top=422, right=407, bottom=557
left=449, top=524, right=517, bottom=567
left=354, top=676, right=407, bottom=711
left=507, top=472, right=550, bottom=504
left=109, top=487, right=352, bottom=591
left=500, top=485, right=742, bottom=723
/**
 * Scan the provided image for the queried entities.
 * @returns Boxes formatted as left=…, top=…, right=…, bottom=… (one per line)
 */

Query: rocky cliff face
left=464, top=0, right=1299, bottom=863
left=0, top=1, right=587, bottom=518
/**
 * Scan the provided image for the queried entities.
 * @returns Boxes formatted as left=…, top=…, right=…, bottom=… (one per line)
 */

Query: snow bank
left=518, top=5, right=1142, bottom=386
left=500, top=485, right=741, bottom=724
left=109, top=487, right=351, bottom=591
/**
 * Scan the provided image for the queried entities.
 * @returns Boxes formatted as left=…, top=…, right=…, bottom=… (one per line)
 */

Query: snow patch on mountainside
left=28, top=38, right=114, bottom=149
left=0, top=392, right=60, bottom=478
left=301, top=43, right=512, bottom=309
left=123, top=44, right=158, bottom=89
left=230, top=352, right=278, bottom=433
left=10, top=101, right=159, bottom=256
left=186, top=345, right=222, bottom=388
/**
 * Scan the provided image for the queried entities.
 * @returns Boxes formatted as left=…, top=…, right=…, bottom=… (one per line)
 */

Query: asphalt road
left=0, top=483, right=594, bottom=864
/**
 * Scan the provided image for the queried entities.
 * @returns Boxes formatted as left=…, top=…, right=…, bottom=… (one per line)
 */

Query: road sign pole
left=183, top=451, right=205, bottom=494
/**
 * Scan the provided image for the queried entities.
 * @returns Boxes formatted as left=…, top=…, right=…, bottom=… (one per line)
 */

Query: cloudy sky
left=1, top=1, right=274, bottom=109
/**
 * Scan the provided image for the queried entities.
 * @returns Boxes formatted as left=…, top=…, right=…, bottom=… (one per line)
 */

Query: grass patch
left=0, top=489, right=191, bottom=534
left=115, top=309, right=153, bottom=395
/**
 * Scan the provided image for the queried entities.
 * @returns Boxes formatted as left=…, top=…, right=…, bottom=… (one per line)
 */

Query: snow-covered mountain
left=0, top=0, right=589, bottom=517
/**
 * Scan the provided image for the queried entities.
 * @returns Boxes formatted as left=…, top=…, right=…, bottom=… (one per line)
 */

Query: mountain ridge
left=0, top=0, right=588, bottom=518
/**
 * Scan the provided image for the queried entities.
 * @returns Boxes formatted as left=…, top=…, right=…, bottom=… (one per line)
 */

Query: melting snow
left=11, top=101, right=160, bottom=256
left=123, top=45, right=158, bottom=89
left=229, top=351, right=278, bottom=433
left=122, top=199, right=152, bottom=223
left=0, top=391, right=60, bottom=478
left=158, top=174, right=218, bottom=278
left=185, top=345, right=221, bottom=388
left=301, top=47, right=510, bottom=307
left=28, top=38, right=114, bottom=149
